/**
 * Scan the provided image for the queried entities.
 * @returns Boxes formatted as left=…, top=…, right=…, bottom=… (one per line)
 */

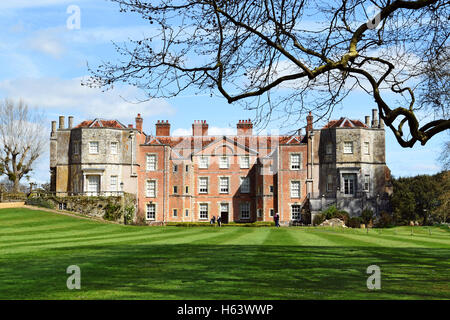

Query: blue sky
left=0, top=0, right=447, bottom=184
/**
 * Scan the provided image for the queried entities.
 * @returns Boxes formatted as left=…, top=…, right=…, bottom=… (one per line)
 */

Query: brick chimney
left=306, top=112, right=313, bottom=133
left=237, top=119, right=253, bottom=136
left=155, top=120, right=170, bottom=136
left=192, top=120, right=208, bottom=136
left=135, top=113, right=143, bottom=133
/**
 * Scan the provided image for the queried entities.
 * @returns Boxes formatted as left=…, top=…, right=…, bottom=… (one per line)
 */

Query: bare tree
left=0, top=99, right=47, bottom=192
left=86, top=0, right=449, bottom=147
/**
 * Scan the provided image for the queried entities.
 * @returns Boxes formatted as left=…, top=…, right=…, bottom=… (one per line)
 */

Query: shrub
left=124, top=206, right=135, bottom=224
left=25, top=197, right=55, bottom=209
left=103, top=203, right=122, bottom=221
left=347, top=217, right=362, bottom=228
left=313, top=213, right=325, bottom=226
left=322, top=205, right=338, bottom=219
left=375, top=211, right=394, bottom=228
left=361, top=209, right=374, bottom=225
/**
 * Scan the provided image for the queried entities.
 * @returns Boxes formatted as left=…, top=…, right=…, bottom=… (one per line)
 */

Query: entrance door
left=220, top=203, right=229, bottom=224
left=87, top=175, right=100, bottom=196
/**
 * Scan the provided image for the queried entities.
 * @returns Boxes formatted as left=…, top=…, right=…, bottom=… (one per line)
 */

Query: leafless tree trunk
left=0, top=99, right=47, bottom=193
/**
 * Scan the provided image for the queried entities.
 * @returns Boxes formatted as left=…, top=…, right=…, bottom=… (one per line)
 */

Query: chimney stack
left=68, top=116, right=74, bottom=129
left=365, top=116, right=370, bottom=127
left=59, top=116, right=65, bottom=129
left=155, top=120, right=171, bottom=136
left=379, top=117, right=385, bottom=128
left=51, top=121, right=57, bottom=133
left=192, top=120, right=208, bottom=136
left=135, top=113, right=143, bottom=133
left=371, top=109, right=378, bottom=128
left=237, top=119, right=253, bottom=136
left=128, top=124, right=133, bottom=129
left=306, top=112, right=313, bottom=133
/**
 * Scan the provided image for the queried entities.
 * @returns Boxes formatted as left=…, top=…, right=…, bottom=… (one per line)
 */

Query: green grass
left=0, top=208, right=449, bottom=300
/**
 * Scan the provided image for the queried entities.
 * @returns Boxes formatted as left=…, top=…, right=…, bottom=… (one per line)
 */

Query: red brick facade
left=135, top=119, right=308, bottom=224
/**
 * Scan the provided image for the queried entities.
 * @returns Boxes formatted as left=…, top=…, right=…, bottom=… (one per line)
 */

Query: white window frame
left=290, top=180, right=301, bottom=198
left=240, top=177, right=250, bottom=193
left=290, top=153, right=301, bottom=170
left=199, top=156, right=209, bottom=169
left=240, top=156, right=250, bottom=169
left=89, top=141, right=99, bottom=154
left=364, top=174, right=370, bottom=192
left=199, top=203, right=208, bottom=220
left=240, top=202, right=250, bottom=220
left=146, top=203, right=156, bottom=221
left=185, top=209, right=189, bottom=217
left=198, top=177, right=209, bottom=194
left=146, top=154, right=157, bottom=171
left=110, top=175, right=118, bottom=192
left=291, top=205, right=301, bottom=220
left=342, top=174, right=356, bottom=195
left=173, top=186, right=178, bottom=194
left=343, top=141, right=353, bottom=154
left=219, top=156, right=229, bottom=169
left=363, top=142, right=370, bottom=155
left=269, top=209, right=274, bottom=217
left=73, top=141, right=79, bottom=155
left=173, top=209, right=178, bottom=217
left=257, top=208, right=262, bottom=218
left=146, top=180, right=156, bottom=198
left=110, top=141, right=118, bottom=155
left=219, top=177, right=229, bottom=194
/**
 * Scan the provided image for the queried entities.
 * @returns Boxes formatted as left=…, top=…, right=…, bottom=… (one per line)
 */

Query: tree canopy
left=86, top=0, right=449, bottom=147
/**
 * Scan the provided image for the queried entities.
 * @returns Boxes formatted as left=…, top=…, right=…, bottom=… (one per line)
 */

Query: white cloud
left=28, top=30, right=66, bottom=58
left=0, top=77, right=175, bottom=123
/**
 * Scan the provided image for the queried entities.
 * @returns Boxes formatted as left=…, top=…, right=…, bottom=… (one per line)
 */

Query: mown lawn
left=0, top=208, right=449, bottom=299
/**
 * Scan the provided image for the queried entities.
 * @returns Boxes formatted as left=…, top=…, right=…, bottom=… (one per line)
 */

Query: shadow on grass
left=0, top=244, right=449, bottom=300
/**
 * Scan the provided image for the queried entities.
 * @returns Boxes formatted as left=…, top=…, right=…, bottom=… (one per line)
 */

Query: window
left=364, top=142, right=370, bottom=155
left=240, top=202, right=250, bottom=219
left=240, top=177, right=250, bottom=193
left=199, top=177, right=208, bottom=193
left=110, top=142, right=118, bottom=154
left=185, top=165, right=189, bottom=172
left=326, top=143, right=333, bottom=155
left=240, top=156, right=250, bottom=169
left=185, top=209, right=189, bottom=217
left=173, top=186, right=178, bottom=194
left=89, top=141, right=99, bottom=154
left=269, top=185, right=274, bottom=193
left=364, top=175, right=370, bottom=192
left=290, top=181, right=301, bottom=198
left=146, top=203, right=156, bottom=220
left=146, top=180, right=156, bottom=197
left=343, top=174, right=356, bottom=195
left=290, top=154, right=301, bottom=170
left=219, top=177, right=229, bottom=193
left=199, top=156, right=209, bottom=169
left=185, top=186, right=189, bottom=194
left=146, top=154, right=156, bottom=171
left=257, top=209, right=262, bottom=218
left=173, top=209, right=178, bottom=217
left=326, top=174, right=334, bottom=192
left=110, top=175, right=118, bottom=191
left=173, top=164, right=178, bottom=172
left=219, top=156, right=229, bottom=169
left=291, top=205, right=301, bottom=220
left=199, top=204, right=208, bottom=220
left=343, top=142, right=353, bottom=154
left=73, top=142, right=79, bottom=155
left=269, top=209, right=274, bottom=217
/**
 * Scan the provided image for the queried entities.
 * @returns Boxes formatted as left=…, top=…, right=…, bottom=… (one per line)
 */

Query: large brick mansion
left=50, top=110, right=392, bottom=225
